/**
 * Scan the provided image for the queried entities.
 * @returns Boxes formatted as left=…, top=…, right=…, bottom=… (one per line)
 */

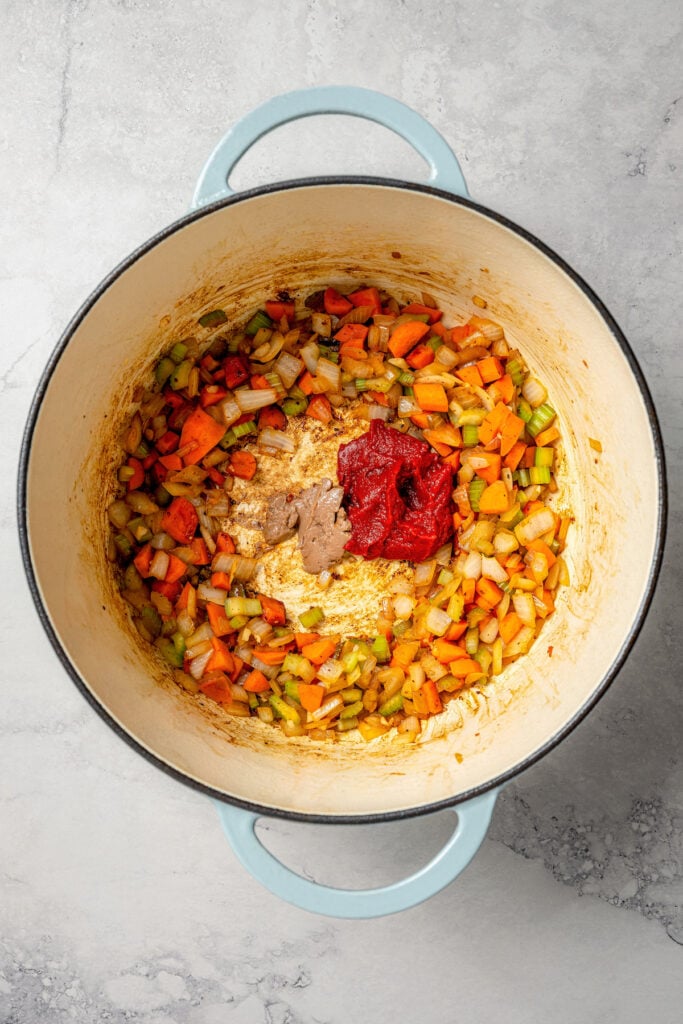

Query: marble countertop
left=2, top=0, right=681, bottom=1021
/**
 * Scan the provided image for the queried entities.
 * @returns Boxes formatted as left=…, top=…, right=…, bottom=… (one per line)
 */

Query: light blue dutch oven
left=19, top=87, right=666, bottom=919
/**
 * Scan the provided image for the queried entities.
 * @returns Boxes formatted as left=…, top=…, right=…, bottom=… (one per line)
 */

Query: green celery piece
left=155, top=357, right=176, bottom=386
left=198, top=309, right=227, bottom=328
left=245, top=310, right=273, bottom=336
left=169, top=358, right=193, bottom=390
left=269, top=695, right=301, bottom=723
left=169, top=342, right=188, bottom=365
left=378, top=692, right=404, bottom=717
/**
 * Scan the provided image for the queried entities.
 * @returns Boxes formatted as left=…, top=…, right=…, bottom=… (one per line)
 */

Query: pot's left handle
left=191, top=85, right=469, bottom=208
left=214, top=790, right=498, bottom=919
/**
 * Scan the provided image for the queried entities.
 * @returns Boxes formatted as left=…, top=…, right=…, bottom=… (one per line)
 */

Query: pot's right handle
left=192, top=85, right=469, bottom=209
left=215, top=788, right=498, bottom=919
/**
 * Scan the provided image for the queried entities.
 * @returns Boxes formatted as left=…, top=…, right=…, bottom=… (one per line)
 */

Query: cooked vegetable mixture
left=107, top=284, right=571, bottom=742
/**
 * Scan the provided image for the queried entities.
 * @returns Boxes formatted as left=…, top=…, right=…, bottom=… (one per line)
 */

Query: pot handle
left=191, top=85, right=469, bottom=208
left=215, top=788, right=498, bottom=919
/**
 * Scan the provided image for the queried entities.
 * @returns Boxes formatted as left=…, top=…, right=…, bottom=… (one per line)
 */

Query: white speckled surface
left=3, top=0, right=682, bottom=1020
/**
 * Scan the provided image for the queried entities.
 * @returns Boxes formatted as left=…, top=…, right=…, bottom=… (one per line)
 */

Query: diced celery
left=371, top=635, right=391, bottom=663
left=517, top=467, right=531, bottom=487
left=269, top=695, right=301, bottom=723
left=535, top=447, right=554, bottom=467
left=154, top=484, right=172, bottom=508
left=392, top=619, right=409, bottom=638
left=171, top=632, right=186, bottom=657
left=233, top=419, right=257, bottom=438
left=446, top=592, right=464, bottom=622
left=469, top=478, right=486, bottom=511
left=198, top=309, right=227, bottom=328
left=229, top=614, right=249, bottom=629
left=282, top=652, right=316, bottom=683
left=169, top=342, right=188, bottom=365
left=438, top=568, right=455, bottom=585
left=128, top=517, right=152, bottom=544
left=157, top=638, right=183, bottom=668
left=340, top=700, right=364, bottom=720
left=506, top=358, right=525, bottom=386
left=317, top=346, right=339, bottom=363
left=398, top=370, right=415, bottom=386
left=155, top=357, right=175, bottom=386
left=465, top=627, right=479, bottom=655
left=529, top=466, right=551, bottom=484
left=462, top=424, right=479, bottom=447
left=245, top=310, right=273, bottom=336
left=337, top=716, right=359, bottom=732
left=225, top=597, right=263, bottom=617
left=113, top=534, right=134, bottom=560
left=526, top=403, right=556, bottom=438
left=345, top=665, right=362, bottom=685
left=169, top=358, right=193, bottom=390
left=218, top=428, right=238, bottom=449
left=299, top=606, right=324, bottom=629
left=282, top=397, right=308, bottom=416
left=133, top=441, right=150, bottom=459
left=517, top=397, right=533, bottom=423
left=284, top=679, right=301, bottom=703
left=341, top=687, right=363, bottom=703
left=141, top=604, right=162, bottom=638
left=379, top=692, right=404, bottom=717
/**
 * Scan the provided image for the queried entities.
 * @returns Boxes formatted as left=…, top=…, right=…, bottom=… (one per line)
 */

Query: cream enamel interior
left=25, top=183, right=661, bottom=817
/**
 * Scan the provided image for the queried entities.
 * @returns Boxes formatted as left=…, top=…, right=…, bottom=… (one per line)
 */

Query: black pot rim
left=17, top=175, right=668, bottom=824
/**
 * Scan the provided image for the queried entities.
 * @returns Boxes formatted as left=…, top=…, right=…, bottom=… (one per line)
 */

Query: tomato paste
left=337, top=420, right=454, bottom=562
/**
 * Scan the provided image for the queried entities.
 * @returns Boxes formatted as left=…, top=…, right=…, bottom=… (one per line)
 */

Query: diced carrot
left=433, top=639, right=471, bottom=663
left=429, top=321, right=450, bottom=340
left=473, top=452, right=502, bottom=485
left=259, top=595, right=286, bottom=626
left=199, top=671, right=233, bottom=703
left=165, top=553, right=188, bottom=584
left=251, top=648, right=288, bottom=666
left=156, top=431, right=180, bottom=454
left=200, top=385, right=228, bottom=409
left=476, top=577, right=503, bottom=610
left=410, top=412, right=432, bottom=430
left=420, top=678, right=443, bottom=715
left=133, top=542, right=153, bottom=577
left=488, top=373, right=514, bottom=404
left=306, top=395, right=332, bottom=424
left=476, top=356, right=504, bottom=383
left=522, top=446, right=536, bottom=468
left=161, top=497, right=200, bottom=544
left=422, top=432, right=451, bottom=457
left=179, top=407, right=227, bottom=466
left=523, top=499, right=546, bottom=516
left=301, top=638, right=338, bottom=665
left=207, top=602, right=234, bottom=637
left=461, top=578, right=476, bottom=604
left=455, top=364, right=483, bottom=388
left=450, top=324, right=474, bottom=345
left=142, top=453, right=157, bottom=470
left=125, top=457, right=145, bottom=491
left=478, top=401, right=510, bottom=445
left=526, top=538, right=557, bottom=568
left=500, top=413, right=525, bottom=457
left=175, top=581, right=195, bottom=613
left=226, top=450, right=257, bottom=480
left=443, top=450, right=461, bottom=472
left=249, top=374, right=270, bottom=391
left=243, top=669, right=271, bottom=693
left=210, top=571, right=231, bottom=590
left=258, top=405, right=287, bottom=431
left=151, top=579, right=181, bottom=602
left=265, top=300, right=295, bottom=321
left=298, top=370, right=315, bottom=395
left=298, top=683, right=325, bottom=712
left=449, top=658, right=484, bottom=677
left=388, top=320, right=430, bottom=358
left=499, top=612, right=523, bottom=644
left=159, top=453, right=183, bottom=471
left=406, top=343, right=435, bottom=369
left=348, top=287, right=381, bottom=314
left=206, top=467, right=225, bottom=486
left=215, top=532, right=236, bottom=554
left=427, top=423, right=462, bottom=448
left=541, top=589, right=555, bottom=615
left=294, top=633, right=320, bottom=650
left=478, top=480, right=510, bottom=514
left=206, top=636, right=235, bottom=674
left=535, top=425, right=560, bottom=447
left=390, top=641, right=420, bottom=670
left=229, top=655, right=244, bottom=682
left=504, top=441, right=526, bottom=471
left=367, top=391, right=390, bottom=407
left=400, top=302, right=443, bottom=324
left=223, top=355, right=250, bottom=389
left=334, top=323, right=368, bottom=347
left=445, top=621, right=469, bottom=642
left=324, top=287, right=353, bottom=317
left=413, top=382, right=449, bottom=412
left=186, top=537, right=208, bottom=566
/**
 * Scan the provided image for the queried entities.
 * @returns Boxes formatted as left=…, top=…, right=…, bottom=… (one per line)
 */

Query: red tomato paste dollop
left=337, top=419, right=454, bottom=562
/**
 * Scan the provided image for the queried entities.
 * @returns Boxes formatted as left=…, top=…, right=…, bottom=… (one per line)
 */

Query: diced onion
left=311, top=312, right=332, bottom=338
left=300, top=342, right=320, bottom=374
left=481, top=556, right=509, bottom=584
left=274, top=351, right=304, bottom=388
left=462, top=551, right=482, bottom=579
left=149, top=550, right=169, bottom=580
left=211, top=553, right=258, bottom=580
left=393, top=595, right=415, bottom=620
left=369, top=404, right=391, bottom=421
left=316, top=357, right=341, bottom=392
left=219, top=397, right=242, bottom=427
left=107, top=500, right=132, bottom=529
left=514, top=507, right=556, bottom=546
left=249, top=618, right=273, bottom=643
left=424, top=606, right=452, bottom=636
left=186, top=638, right=212, bottom=659
left=150, top=532, right=175, bottom=550
left=479, top=617, right=500, bottom=644
left=308, top=694, right=344, bottom=722
left=414, top=561, right=436, bottom=587
left=177, top=609, right=195, bottom=637
left=197, top=583, right=228, bottom=605
left=258, top=427, right=296, bottom=452
left=317, top=659, right=344, bottom=682
left=504, top=624, right=535, bottom=657
left=493, top=529, right=518, bottom=556
left=189, top=649, right=213, bottom=680
left=187, top=622, right=214, bottom=647
left=235, top=388, right=278, bottom=413
left=397, top=396, right=420, bottom=418
left=512, top=592, right=537, bottom=627
left=522, top=377, right=548, bottom=408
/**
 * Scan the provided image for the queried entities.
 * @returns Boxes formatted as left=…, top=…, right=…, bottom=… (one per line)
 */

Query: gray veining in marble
left=2, top=0, right=682, bottom=1020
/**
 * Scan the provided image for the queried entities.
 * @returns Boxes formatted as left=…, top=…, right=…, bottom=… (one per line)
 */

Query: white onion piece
left=249, top=617, right=272, bottom=642
left=393, top=595, right=415, bottom=620
left=189, top=649, right=213, bottom=680
left=311, top=312, right=332, bottom=338
left=186, top=638, right=213, bottom=659
left=197, top=583, right=228, bottom=605
left=177, top=609, right=195, bottom=637
left=316, top=357, right=341, bottom=392
left=433, top=345, right=458, bottom=369
left=514, top=507, right=556, bottom=546
left=300, top=342, right=320, bottom=374
left=479, top=617, right=500, bottom=644
left=258, top=427, right=295, bottom=452
left=462, top=551, right=482, bottom=579
left=308, top=694, right=344, bottom=722
left=150, top=532, right=175, bottom=550
left=317, top=658, right=344, bottom=682
left=149, top=550, right=169, bottom=580
left=504, top=624, right=535, bottom=657
left=522, top=377, right=547, bottom=408
left=414, top=561, right=436, bottom=587
left=274, top=351, right=304, bottom=388
left=218, top=396, right=242, bottom=427
left=512, top=592, right=537, bottom=627
left=481, top=555, right=509, bottom=584
left=234, top=388, right=278, bottom=413
left=369, top=404, right=391, bottom=421
left=425, top=606, right=452, bottom=636
left=397, top=396, right=420, bottom=418
left=187, top=622, right=214, bottom=647
left=493, top=529, right=518, bottom=555
left=107, top=500, right=132, bottom=528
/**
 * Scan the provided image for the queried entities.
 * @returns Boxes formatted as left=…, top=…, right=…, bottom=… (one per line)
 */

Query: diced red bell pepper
left=224, top=355, right=250, bottom=389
